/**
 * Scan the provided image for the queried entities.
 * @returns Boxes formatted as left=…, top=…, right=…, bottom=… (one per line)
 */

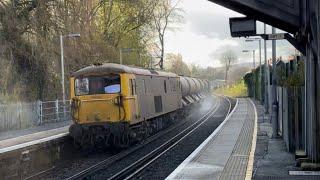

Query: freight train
left=69, top=63, right=210, bottom=148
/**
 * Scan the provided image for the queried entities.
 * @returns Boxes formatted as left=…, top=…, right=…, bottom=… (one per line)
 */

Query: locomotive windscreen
left=75, top=74, right=121, bottom=95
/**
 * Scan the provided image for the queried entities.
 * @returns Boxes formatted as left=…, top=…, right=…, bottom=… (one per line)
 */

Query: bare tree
left=165, top=53, right=190, bottom=75
left=92, top=0, right=159, bottom=48
left=151, top=0, right=182, bottom=69
left=219, top=49, right=238, bottom=84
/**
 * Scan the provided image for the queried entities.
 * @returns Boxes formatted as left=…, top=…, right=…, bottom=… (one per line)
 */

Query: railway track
left=65, top=95, right=233, bottom=180
left=108, top=96, right=232, bottom=180
left=64, top=96, right=220, bottom=180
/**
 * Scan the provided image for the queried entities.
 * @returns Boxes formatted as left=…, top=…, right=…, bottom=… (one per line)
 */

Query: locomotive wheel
left=81, top=133, right=89, bottom=147
left=142, top=121, right=152, bottom=139
left=148, top=125, right=153, bottom=136
left=108, top=134, right=124, bottom=150
left=120, top=131, right=131, bottom=148
left=110, top=132, right=131, bottom=149
left=80, top=133, right=94, bottom=152
left=73, top=139, right=82, bottom=150
left=158, top=118, right=164, bottom=130
left=93, top=126, right=107, bottom=150
left=111, top=134, right=120, bottom=148
left=105, top=132, right=111, bottom=148
left=106, top=134, right=118, bottom=151
left=94, top=136, right=106, bottom=150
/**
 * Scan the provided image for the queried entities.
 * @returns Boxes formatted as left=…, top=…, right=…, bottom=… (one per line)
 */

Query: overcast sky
left=165, top=0, right=296, bottom=68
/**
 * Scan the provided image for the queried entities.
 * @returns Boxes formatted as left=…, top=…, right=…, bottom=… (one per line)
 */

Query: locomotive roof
left=72, top=63, right=178, bottom=77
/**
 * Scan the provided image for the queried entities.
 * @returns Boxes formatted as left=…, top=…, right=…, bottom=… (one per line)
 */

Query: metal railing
left=0, top=100, right=71, bottom=132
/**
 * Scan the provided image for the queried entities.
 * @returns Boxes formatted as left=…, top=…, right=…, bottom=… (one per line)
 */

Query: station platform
left=167, top=98, right=257, bottom=180
left=0, top=121, right=71, bottom=179
left=0, top=121, right=70, bottom=153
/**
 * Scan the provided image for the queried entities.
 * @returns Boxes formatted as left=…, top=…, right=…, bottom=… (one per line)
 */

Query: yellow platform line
left=245, top=99, right=258, bottom=180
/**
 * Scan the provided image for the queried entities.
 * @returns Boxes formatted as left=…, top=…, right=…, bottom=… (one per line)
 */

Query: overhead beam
left=208, top=0, right=300, bottom=33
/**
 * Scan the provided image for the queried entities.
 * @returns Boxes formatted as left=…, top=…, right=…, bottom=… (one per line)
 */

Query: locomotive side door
left=135, top=77, right=148, bottom=121
left=123, top=74, right=139, bottom=124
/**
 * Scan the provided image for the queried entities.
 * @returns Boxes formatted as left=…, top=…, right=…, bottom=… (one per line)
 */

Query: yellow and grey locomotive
left=69, top=63, right=209, bottom=148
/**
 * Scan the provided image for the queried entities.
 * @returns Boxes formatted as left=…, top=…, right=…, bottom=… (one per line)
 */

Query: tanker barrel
left=186, top=77, right=196, bottom=94
left=180, top=76, right=191, bottom=97
left=192, top=78, right=201, bottom=93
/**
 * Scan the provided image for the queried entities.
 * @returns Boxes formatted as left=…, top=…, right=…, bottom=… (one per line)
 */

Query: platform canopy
left=208, top=0, right=301, bottom=33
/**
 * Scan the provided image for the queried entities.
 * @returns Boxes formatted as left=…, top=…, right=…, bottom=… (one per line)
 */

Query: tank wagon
left=69, top=63, right=210, bottom=148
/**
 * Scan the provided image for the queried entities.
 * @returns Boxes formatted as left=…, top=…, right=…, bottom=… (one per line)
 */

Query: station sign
left=229, top=17, right=256, bottom=37
left=267, top=33, right=285, bottom=40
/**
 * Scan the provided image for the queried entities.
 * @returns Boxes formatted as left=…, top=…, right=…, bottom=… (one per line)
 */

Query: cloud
left=209, top=44, right=239, bottom=60
left=165, top=28, right=240, bottom=67
left=188, top=12, right=231, bottom=39
left=181, top=0, right=243, bottom=39
left=165, top=0, right=296, bottom=68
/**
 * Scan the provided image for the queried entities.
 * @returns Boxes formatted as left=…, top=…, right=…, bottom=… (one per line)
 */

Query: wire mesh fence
left=0, top=100, right=71, bottom=132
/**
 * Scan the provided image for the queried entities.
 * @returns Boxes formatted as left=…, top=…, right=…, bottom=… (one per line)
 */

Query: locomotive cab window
left=75, top=74, right=121, bottom=95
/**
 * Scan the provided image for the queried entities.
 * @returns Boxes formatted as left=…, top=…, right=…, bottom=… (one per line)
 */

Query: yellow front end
left=70, top=73, right=138, bottom=125
left=72, top=94, right=124, bottom=124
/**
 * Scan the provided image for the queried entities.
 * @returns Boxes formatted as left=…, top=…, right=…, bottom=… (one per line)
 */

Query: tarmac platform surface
left=167, top=98, right=257, bottom=180
left=252, top=101, right=320, bottom=180
left=0, top=121, right=70, bottom=153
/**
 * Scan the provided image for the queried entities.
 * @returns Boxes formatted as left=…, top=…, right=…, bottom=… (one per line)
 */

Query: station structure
left=209, top=0, right=320, bottom=163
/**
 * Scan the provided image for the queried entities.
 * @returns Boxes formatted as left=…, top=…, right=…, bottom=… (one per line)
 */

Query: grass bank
left=213, top=80, right=248, bottom=98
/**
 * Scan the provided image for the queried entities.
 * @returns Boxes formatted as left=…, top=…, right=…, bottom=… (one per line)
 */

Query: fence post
left=18, top=102, right=22, bottom=130
left=63, top=100, right=67, bottom=121
left=0, top=105, right=3, bottom=132
left=55, top=99, right=59, bottom=122
left=37, top=100, right=43, bottom=125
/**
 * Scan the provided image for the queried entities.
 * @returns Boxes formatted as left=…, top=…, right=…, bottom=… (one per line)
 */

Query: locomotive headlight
left=114, top=95, right=123, bottom=106
left=114, top=97, right=119, bottom=105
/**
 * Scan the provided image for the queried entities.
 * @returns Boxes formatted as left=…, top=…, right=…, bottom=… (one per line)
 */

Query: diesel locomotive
left=69, top=63, right=210, bottom=148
